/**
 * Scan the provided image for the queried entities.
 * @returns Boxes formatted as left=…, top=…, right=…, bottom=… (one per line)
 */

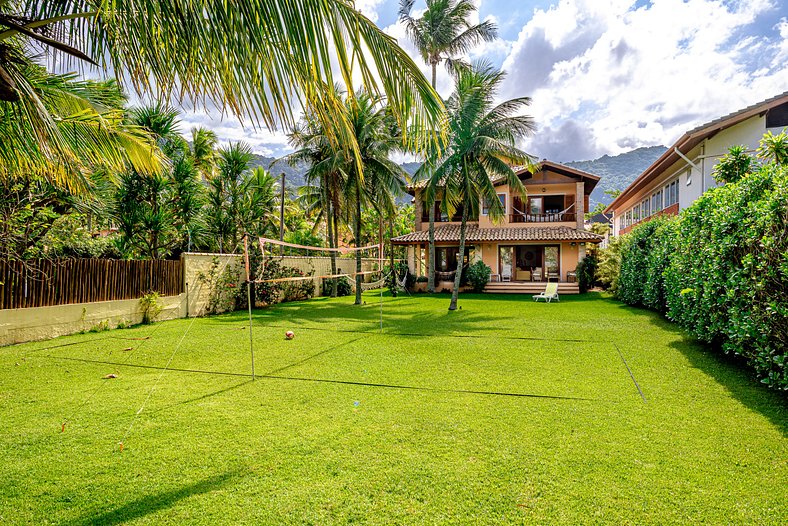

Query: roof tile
left=392, top=224, right=604, bottom=244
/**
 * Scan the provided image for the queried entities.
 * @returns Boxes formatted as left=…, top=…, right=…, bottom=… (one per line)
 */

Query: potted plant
left=414, top=275, right=428, bottom=292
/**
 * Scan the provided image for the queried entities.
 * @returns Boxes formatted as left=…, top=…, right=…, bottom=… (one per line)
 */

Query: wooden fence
left=0, top=259, right=184, bottom=310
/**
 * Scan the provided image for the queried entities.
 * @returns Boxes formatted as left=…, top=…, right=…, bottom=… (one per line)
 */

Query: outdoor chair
left=532, top=267, right=543, bottom=282
left=533, top=282, right=559, bottom=303
left=501, top=269, right=512, bottom=282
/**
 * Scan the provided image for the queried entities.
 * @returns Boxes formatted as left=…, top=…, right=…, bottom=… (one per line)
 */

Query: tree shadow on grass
left=668, top=335, right=788, bottom=438
left=70, top=470, right=240, bottom=526
left=596, top=293, right=788, bottom=437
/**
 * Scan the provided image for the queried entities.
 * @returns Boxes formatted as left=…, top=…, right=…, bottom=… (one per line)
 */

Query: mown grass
left=1, top=292, right=785, bottom=525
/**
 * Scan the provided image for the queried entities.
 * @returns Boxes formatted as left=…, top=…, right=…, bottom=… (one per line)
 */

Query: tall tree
left=399, top=0, right=496, bottom=293
left=115, top=104, right=206, bottom=258
left=428, top=63, right=536, bottom=310
left=206, top=143, right=278, bottom=253
left=287, top=114, right=347, bottom=297
left=5, top=0, right=445, bottom=190
left=342, top=92, right=407, bottom=305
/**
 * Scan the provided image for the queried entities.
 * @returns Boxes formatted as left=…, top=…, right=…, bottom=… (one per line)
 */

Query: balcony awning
left=391, top=224, right=604, bottom=244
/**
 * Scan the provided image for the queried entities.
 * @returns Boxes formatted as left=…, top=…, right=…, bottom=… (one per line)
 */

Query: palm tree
left=0, top=61, right=164, bottom=190
left=4, top=0, right=444, bottom=189
left=114, top=103, right=190, bottom=258
left=190, top=127, right=219, bottom=181
left=399, top=0, right=497, bottom=293
left=287, top=114, right=347, bottom=297
left=428, top=63, right=537, bottom=310
left=342, top=92, right=407, bottom=305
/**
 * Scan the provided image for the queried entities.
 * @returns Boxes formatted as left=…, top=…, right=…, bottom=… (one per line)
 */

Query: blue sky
left=181, top=0, right=788, bottom=162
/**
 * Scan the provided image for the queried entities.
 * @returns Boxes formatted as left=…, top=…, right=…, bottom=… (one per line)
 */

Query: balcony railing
left=510, top=212, right=576, bottom=223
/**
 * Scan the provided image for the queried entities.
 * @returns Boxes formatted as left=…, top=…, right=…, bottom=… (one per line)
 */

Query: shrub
left=196, top=257, right=243, bottom=314
left=575, top=254, right=598, bottom=293
left=254, top=259, right=315, bottom=305
left=596, top=236, right=624, bottom=292
left=416, top=275, right=428, bottom=283
left=616, top=215, right=675, bottom=309
left=466, top=260, right=492, bottom=293
left=615, top=159, right=788, bottom=390
left=663, top=164, right=787, bottom=389
left=139, top=291, right=163, bottom=324
left=322, top=277, right=352, bottom=297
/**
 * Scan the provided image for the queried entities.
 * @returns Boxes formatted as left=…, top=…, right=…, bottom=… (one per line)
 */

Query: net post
left=244, top=235, right=256, bottom=380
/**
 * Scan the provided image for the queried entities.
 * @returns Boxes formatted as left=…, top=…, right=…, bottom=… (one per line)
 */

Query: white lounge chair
left=533, top=282, right=559, bottom=303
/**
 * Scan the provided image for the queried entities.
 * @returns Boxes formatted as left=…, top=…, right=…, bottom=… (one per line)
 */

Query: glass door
left=498, top=245, right=514, bottom=278
left=544, top=246, right=559, bottom=280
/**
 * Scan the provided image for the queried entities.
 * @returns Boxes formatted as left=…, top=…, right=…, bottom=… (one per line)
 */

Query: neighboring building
left=606, top=92, right=788, bottom=236
left=392, top=161, right=604, bottom=293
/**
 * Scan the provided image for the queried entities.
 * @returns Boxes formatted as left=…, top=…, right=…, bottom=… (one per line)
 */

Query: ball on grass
left=285, top=330, right=295, bottom=340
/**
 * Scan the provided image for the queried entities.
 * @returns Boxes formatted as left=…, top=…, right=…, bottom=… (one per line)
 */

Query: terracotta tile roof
left=392, top=224, right=604, bottom=244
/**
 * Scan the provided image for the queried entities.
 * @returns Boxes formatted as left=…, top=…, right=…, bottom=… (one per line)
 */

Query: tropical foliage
left=613, top=140, right=788, bottom=390
left=399, top=0, right=497, bottom=293
left=6, top=0, right=445, bottom=192
left=425, top=63, right=536, bottom=310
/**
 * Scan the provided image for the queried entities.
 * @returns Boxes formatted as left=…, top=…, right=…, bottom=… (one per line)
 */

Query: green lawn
left=1, top=292, right=786, bottom=525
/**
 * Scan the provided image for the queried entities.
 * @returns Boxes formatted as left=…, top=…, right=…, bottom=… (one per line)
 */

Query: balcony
left=509, top=211, right=576, bottom=223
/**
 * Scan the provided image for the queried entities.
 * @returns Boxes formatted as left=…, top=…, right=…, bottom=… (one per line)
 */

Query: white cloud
left=500, top=0, right=788, bottom=160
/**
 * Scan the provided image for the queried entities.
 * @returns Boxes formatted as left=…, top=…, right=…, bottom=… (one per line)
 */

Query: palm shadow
left=69, top=471, right=240, bottom=526
left=595, top=294, right=787, bottom=435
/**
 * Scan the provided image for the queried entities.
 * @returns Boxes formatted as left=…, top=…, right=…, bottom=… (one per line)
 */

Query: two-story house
left=606, top=91, right=788, bottom=236
left=392, top=161, right=604, bottom=294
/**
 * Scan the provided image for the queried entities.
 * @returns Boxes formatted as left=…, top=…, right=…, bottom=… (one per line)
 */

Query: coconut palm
left=428, top=63, right=537, bottom=310
left=399, top=0, right=497, bottom=293
left=3, top=0, right=444, bottom=190
left=342, top=92, right=407, bottom=305
left=287, top=114, right=348, bottom=296
left=0, top=61, right=164, bottom=190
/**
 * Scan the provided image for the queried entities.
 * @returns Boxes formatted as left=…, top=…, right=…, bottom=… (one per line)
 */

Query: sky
left=178, top=0, right=788, bottom=163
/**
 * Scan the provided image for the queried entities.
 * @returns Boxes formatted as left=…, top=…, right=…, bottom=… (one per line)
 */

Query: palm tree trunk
left=354, top=185, right=363, bottom=305
left=427, top=202, right=436, bottom=293
left=327, top=199, right=337, bottom=297
left=427, top=60, right=438, bottom=294
left=389, top=219, right=395, bottom=277
left=448, top=200, right=468, bottom=311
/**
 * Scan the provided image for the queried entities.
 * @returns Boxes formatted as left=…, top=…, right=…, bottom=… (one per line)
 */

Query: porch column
left=575, top=182, right=585, bottom=229
left=415, top=192, right=423, bottom=231
left=407, top=245, right=415, bottom=274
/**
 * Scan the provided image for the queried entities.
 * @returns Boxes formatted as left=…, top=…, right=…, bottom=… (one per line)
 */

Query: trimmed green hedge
left=616, top=163, right=788, bottom=390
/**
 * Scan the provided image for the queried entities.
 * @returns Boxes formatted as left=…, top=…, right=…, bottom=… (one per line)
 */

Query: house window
left=528, top=196, right=543, bottom=215
left=633, top=204, right=640, bottom=223
left=686, top=168, right=692, bottom=186
left=482, top=193, right=506, bottom=215
left=652, top=189, right=662, bottom=212
left=664, top=180, right=678, bottom=206
left=641, top=198, right=650, bottom=218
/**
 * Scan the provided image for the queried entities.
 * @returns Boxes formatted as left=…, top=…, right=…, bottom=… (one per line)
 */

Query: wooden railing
left=509, top=212, right=576, bottom=223
left=0, top=258, right=184, bottom=310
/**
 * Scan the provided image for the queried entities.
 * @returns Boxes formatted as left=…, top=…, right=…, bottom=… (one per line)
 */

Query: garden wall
left=0, top=253, right=242, bottom=346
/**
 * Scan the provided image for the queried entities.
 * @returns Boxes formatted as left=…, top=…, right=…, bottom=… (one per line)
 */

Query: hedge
left=615, top=163, right=788, bottom=390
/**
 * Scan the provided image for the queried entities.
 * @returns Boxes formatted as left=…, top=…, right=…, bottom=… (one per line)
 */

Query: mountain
left=248, top=154, right=308, bottom=188
left=566, top=146, right=667, bottom=208
left=244, top=146, right=668, bottom=209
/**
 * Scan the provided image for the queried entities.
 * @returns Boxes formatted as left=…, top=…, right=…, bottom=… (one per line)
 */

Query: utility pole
left=279, top=172, right=286, bottom=256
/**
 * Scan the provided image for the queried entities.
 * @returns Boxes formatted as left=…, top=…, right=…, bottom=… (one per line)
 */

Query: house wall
left=611, top=110, right=788, bottom=236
